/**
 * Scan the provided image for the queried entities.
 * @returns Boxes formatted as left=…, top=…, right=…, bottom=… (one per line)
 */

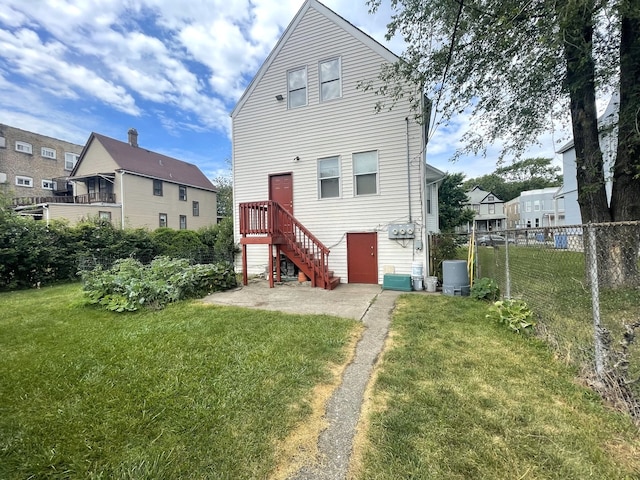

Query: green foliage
left=470, top=277, right=500, bottom=301
left=438, top=172, right=475, bottom=232
left=487, top=299, right=536, bottom=334
left=199, top=217, right=239, bottom=262
left=431, top=233, right=463, bottom=281
left=81, top=256, right=237, bottom=312
left=212, top=173, right=233, bottom=219
left=151, top=228, right=208, bottom=261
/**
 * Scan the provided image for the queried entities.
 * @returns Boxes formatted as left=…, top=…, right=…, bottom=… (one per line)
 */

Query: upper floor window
left=16, top=176, right=33, bottom=187
left=64, top=152, right=79, bottom=170
left=353, top=151, right=378, bottom=196
left=179, top=185, right=187, bottom=201
left=179, top=215, right=187, bottom=230
left=472, top=204, right=480, bottom=213
left=41, top=147, right=56, bottom=159
left=159, top=213, right=168, bottom=228
left=488, top=204, right=495, bottom=214
left=15, top=141, right=32, bottom=154
left=288, top=67, right=307, bottom=108
left=319, top=58, right=341, bottom=102
left=153, top=179, right=163, bottom=196
left=534, top=200, right=540, bottom=211
left=318, top=156, right=340, bottom=199
left=525, top=201, right=532, bottom=212
left=487, top=194, right=495, bottom=202
left=42, top=179, right=55, bottom=190
left=192, top=201, right=200, bottom=216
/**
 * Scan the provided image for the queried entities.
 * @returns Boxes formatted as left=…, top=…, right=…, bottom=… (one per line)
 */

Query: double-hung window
left=64, top=152, right=79, bottom=170
left=179, top=185, right=187, bottom=201
left=159, top=213, right=168, bottom=228
left=192, top=201, right=200, bottom=216
left=319, top=58, right=341, bottom=102
left=353, top=151, right=378, bottom=196
left=287, top=67, right=307, bottom=108
left=153, top=179, right=163, bottom=196
left=318, top=156, right=340, bottom=198
left=179, top=215, right=187, bottom=230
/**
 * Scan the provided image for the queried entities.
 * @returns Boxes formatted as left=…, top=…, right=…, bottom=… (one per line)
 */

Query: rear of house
left=232, top=0, right=439, bottom=286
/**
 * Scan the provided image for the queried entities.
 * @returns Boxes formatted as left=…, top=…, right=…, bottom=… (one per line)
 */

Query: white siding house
left=231, top=0, right=443, bottom=287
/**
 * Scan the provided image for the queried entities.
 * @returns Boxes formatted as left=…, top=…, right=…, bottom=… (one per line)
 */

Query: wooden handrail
left=239, top=201, right=331, bottom=287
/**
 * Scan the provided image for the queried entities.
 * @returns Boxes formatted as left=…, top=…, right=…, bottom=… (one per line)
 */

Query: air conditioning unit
left=388, top=223, right=416, bottom=239
left=0, top=172, right=7, bottom=184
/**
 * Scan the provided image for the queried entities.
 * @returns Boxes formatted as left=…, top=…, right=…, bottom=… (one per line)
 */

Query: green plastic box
left=383, top=274, right=412, bottom=291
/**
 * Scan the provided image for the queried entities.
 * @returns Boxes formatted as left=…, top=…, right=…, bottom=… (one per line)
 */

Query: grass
left=353, top=295, right=640, bottom=480
left=0, top=283, right=358, bottom=479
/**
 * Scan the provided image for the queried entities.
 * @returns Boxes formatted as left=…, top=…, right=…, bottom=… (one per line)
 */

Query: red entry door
left=347, top=233, right=378, bottom=284
left=269, top=173, right=293, bottom=233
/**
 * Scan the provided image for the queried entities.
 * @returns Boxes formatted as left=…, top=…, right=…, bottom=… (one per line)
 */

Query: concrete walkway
left=202, top=279, right=402, bottom=479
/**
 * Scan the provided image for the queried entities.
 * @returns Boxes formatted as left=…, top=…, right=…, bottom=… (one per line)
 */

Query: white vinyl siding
left=232, top=5, right=426, bottom=283
left=319, top=57, right=341, bottom=101
left=287, top=67, right=307, bottom=108
left=318, top=156, right=340, bottom=198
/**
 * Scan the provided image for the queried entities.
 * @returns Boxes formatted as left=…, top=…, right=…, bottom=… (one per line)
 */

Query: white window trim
left=41, top=147, right=57, bottom=159
left=16, top=175, right=33, bottom=187
left=15, top=141, right=33, bottom=154
left=64, top=152, right=79, bottom=170
left=287, top=66, right=308, bottom=109
left=42, top=179, right=55, bottom=190
left=319, top=57, right=342, bottom=102
left=353, top=150, right=379, bottom=196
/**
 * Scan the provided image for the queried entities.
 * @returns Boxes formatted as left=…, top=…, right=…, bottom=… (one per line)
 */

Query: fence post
left=505, top=231, right=511, bottom=299
left=587, top=223, right=605, bottom=378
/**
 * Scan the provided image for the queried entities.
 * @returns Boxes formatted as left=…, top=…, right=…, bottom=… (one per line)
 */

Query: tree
left=464, top=157, right=562, bottom=202
left=213, top=174, right=232, bottom=219
left=438, top=172, right=475, bottom=232
left=366, top=0, right=640, bottom=224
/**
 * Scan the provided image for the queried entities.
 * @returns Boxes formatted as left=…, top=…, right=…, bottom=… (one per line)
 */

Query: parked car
left=476, top=234, right=515, bottom=246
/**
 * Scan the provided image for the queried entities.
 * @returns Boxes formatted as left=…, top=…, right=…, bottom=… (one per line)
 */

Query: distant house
left=231, top=0, right=444, bottom=289
left=13, top=129, right=217, bottom=230
left=0, top=124, right=83, bottom=200
left=519, top=187, right=562, bottom=228
left=460, top=186, right=506, bottom=233
left=555, top=94, right=618, bottom=225
left=505, top=197, right=520, bottom=229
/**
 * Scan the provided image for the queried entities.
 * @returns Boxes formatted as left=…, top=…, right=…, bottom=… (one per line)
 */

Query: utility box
left=383, top=274, right=412, bottom=291
left=388, top=223, right=415, bottom=239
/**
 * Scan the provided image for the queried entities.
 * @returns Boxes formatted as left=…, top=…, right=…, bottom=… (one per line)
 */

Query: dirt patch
left=269, top=323, right=365, bottom=479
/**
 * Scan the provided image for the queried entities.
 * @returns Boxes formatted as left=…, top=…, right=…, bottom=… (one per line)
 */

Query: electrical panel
left=388, top=223, right=415, bottom=239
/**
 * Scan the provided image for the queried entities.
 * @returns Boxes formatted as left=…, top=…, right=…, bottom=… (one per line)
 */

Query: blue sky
left=0, top=0, right=567, bottom=183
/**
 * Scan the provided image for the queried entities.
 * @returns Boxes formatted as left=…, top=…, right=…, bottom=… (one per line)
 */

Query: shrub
left=431, top=233, right=465, bottom=281
left=487, top=299, right=536, bottom=334
left=81, top=257, right=237, bottom=312
left=470, top=277, right=501, bottom=301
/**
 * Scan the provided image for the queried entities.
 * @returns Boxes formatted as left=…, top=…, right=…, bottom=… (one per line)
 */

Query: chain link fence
left=470, top=221, right=640, bottom=418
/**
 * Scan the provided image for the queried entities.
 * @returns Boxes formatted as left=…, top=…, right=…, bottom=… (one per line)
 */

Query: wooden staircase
left=239, top=201, right=340, bottom=290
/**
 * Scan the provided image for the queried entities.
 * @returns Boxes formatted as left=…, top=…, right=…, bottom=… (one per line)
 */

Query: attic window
left=320, top=58, right=341, bottom=102
left=15, top=141, right=32, bottom=154
left=288, top=67, right=307, bottom=108
left=42, top=147, right=56, bottom=159
left=487, top=195, right=495, bottom=202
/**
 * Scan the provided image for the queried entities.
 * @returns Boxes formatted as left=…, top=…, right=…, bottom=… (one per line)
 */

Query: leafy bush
left=151, top=228, right=208, bottom=261
left=431, top=233, right=465, bottom=281
left=470, top=277, right=501, bottom=301
left=487, top=299, right=536, bottom=334
left=81, top=257, right=237, bottom=312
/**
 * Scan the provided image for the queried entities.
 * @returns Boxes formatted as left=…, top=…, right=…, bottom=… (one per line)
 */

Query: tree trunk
left=559, top=0, right=611, bottom=224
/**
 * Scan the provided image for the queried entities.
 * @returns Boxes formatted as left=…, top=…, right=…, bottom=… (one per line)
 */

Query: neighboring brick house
left=0, top=124, right=83, bottom=200
left=13, top=129, right=217, bottom=230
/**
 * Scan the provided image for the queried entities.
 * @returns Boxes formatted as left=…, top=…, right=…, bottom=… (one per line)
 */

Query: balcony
left=12, top=192, right=117, bottom=207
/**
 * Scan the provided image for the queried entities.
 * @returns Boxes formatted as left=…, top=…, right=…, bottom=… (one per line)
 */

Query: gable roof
left=73, top=132, right=216, bottom=192
left=231, top=0, right=399, bottom=118
left=467, top=186, right=503, bottom=204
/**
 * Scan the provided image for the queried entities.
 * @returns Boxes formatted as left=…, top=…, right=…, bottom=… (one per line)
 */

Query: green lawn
left=0, top=284, right=358, bottom=479
left=354, top=295, right=640, bottom=479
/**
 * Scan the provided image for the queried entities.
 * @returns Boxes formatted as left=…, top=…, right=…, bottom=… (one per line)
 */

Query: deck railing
left=12, top=193, right=117, bottom=207
left=239, top=201, right=331, bottom=287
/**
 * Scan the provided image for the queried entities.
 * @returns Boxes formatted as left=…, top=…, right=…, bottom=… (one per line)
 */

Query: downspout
left=120, top=171, right=125, bottom=229
left=405, top=117, right=412, bottom=223
left=44, top=204, right=49, bottom=226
